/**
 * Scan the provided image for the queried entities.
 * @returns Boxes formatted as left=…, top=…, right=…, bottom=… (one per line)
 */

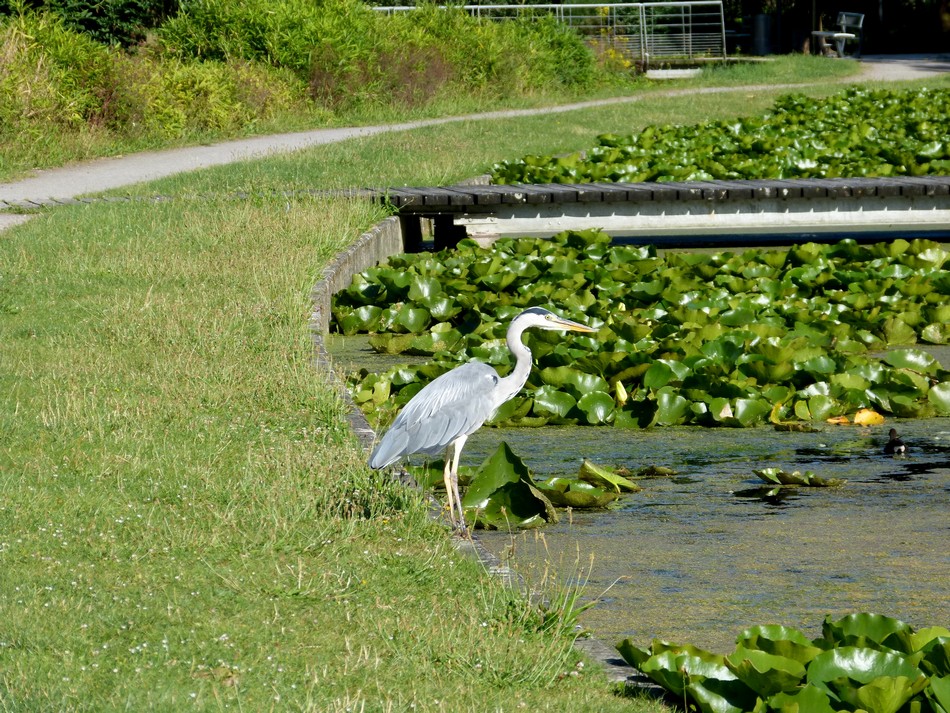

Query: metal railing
left=372, top=2, right=727, bottom=66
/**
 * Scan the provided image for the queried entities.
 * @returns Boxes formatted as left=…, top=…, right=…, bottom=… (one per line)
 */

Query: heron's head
left=516, top=307, right=595, bottom=333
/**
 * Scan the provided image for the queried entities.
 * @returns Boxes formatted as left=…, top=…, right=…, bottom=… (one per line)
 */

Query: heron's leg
left=442, top=454, right=457, bottom=528
left=445, top=436, right=469, bottom=534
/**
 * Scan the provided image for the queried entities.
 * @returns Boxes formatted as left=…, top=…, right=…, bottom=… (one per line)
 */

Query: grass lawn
left=1, top=59, right=945, bottom=710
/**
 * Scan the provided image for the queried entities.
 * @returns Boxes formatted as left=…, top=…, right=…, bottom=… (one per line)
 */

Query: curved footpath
left=2, top=52, right=948, bottom=690
left=1, top=53, right=948, bottom=230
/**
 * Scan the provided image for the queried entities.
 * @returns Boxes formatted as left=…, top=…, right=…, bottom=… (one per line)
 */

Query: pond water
left=327, top=335, right=950, bottom=654
left=463, top=419, right=950, bottom=653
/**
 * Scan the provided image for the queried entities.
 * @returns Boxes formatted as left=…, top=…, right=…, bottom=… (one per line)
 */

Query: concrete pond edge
left=307, top=212, right=671, bottom=697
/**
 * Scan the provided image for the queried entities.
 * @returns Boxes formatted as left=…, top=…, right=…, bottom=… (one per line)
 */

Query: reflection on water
left=463, top=419, right=950, bottom=653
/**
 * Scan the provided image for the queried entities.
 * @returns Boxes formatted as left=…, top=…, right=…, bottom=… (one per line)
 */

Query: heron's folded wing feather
left=368, top=362, right=500, bottom=468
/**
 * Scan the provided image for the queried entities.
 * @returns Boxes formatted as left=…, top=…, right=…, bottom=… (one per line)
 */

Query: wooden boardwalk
left=363, top=175, right=950, bottom=249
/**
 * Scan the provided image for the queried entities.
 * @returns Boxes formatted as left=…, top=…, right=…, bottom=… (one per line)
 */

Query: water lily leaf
left=922, top=322, right=948, bottom=344
left=343, top=273, right=386, bottom=305
left=725, top=647, right=806, bottom=697
left=654, top=389, right=690, bottom=426
left=531, top=385, right=577, bottom=419
left=883, top=317, right=917, bottom=345
left=539, top=366, right=609, bottom=397
left=375, top=269, right=412, bottom=299
left=336, top=304, right=383, bottom=335
left=831, top=372, right=871, bottom=392
left=910, top=628, right=950, bottom=655
left=753, top=468, right=844, bottom=487
left=395, top=305, right=430, bottom=333
left=838, top=675, right=930, bottom=713
left=884, top=349, right=939, bottom=374
left=534, top=477, right=620, bottom=508
left=808, top=394, right=837, bottom=421
left=616, top=638, right=652, bottom=668
left=821, top=613, right=915, bottom=651
left=806, top=647, right=925, bottom=700
left=794, top=400, right=812, bottom=421
left=800, top=354, right=837, bottom=375
left=733, top=398, right=771, bottom=427
left=767, top=684, right=838, bottom=713
left=639, top=648, right=736, bottom=698
left=921, top=639, right=950, bottom=681
left=929, top=675, right=950, bottom=712
left=644, top=361, right=675, bottom=389
left=461, top=442, right=557, bottom=529
left=577, top=391, right=615, bottom=424
left=578, top=459, right=641, bottom=492
left=422, top=296, right=462, bottom=322
left=407, top=275, right=442, bottom=301
left=736, top=625, right=824, bottom=665
left=406, top=327, right=463, bottom=356
left=686, top=677, right=756, bottom=713
left=489, top=395, right=534, bottom=425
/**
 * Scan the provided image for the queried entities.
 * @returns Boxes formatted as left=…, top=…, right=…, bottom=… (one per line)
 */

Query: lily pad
left=534, top=477, right=620, bottom=508
left=753, top=468, right=845, bottom=487
left=578, top=459, right=642, bottom=493
left=461, top=442, right=557, bottom=530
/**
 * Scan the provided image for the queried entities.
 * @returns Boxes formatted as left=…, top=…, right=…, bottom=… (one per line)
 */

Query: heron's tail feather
left=368, top=430, right=409, bottom=469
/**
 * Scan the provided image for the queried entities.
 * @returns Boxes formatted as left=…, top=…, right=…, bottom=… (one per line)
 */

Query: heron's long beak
left=552, top=316, right=596, bottom=333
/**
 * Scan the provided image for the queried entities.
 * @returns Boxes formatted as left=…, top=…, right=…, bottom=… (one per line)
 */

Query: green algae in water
left=466, top=419, right=950, bottom=653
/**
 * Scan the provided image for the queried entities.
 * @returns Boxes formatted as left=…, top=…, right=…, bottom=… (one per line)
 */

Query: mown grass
left=1, top=64, right=944, bottom=711
left=0, top=195, right=667, bottom=711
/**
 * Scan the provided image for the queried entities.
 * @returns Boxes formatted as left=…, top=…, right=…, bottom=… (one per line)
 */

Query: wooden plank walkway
left=377, top=176, right=950, bottom=209
left=362, top=176, right=950, bottom=249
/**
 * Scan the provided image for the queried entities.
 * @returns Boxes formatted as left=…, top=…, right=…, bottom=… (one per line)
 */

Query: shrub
left=0, top=10, right=115, bottom=134
left=3, top=0, right=180, bottom=46
left=108, top=54, right=315, bottom=138
left=159, top=0, right=374, bottom=73
left=160, top=0, right=603, bottom=109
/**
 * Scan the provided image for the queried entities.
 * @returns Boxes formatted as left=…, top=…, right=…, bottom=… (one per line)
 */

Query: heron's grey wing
left=368, top=362, right=501, bottom=469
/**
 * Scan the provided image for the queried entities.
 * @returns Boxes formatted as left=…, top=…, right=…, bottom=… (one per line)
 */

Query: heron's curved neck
left=499, top=319, right=534, bottom=398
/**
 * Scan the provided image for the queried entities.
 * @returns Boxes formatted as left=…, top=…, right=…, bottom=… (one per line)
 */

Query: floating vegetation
left=408, top=442, right=643, bottom=529
left=617, top=612, right=950, bottom=713
left=491, top=87, right=950, bottom=184
left=334, top=230, right=950, bottom=430
left=753, top=467, right=845, bottom=488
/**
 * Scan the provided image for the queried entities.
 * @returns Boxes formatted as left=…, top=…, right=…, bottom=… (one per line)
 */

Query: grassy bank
left=0, top=195, right=666, bottom=711
left=2, top=62, right=946, bottom=710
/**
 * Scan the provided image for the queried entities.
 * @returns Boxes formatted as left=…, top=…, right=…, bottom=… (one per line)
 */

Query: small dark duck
left=884, top=428, right=906, bottom=455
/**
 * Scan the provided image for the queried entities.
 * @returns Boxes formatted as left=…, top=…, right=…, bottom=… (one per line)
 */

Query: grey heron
left=368, top=307, right=595, bottom=533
